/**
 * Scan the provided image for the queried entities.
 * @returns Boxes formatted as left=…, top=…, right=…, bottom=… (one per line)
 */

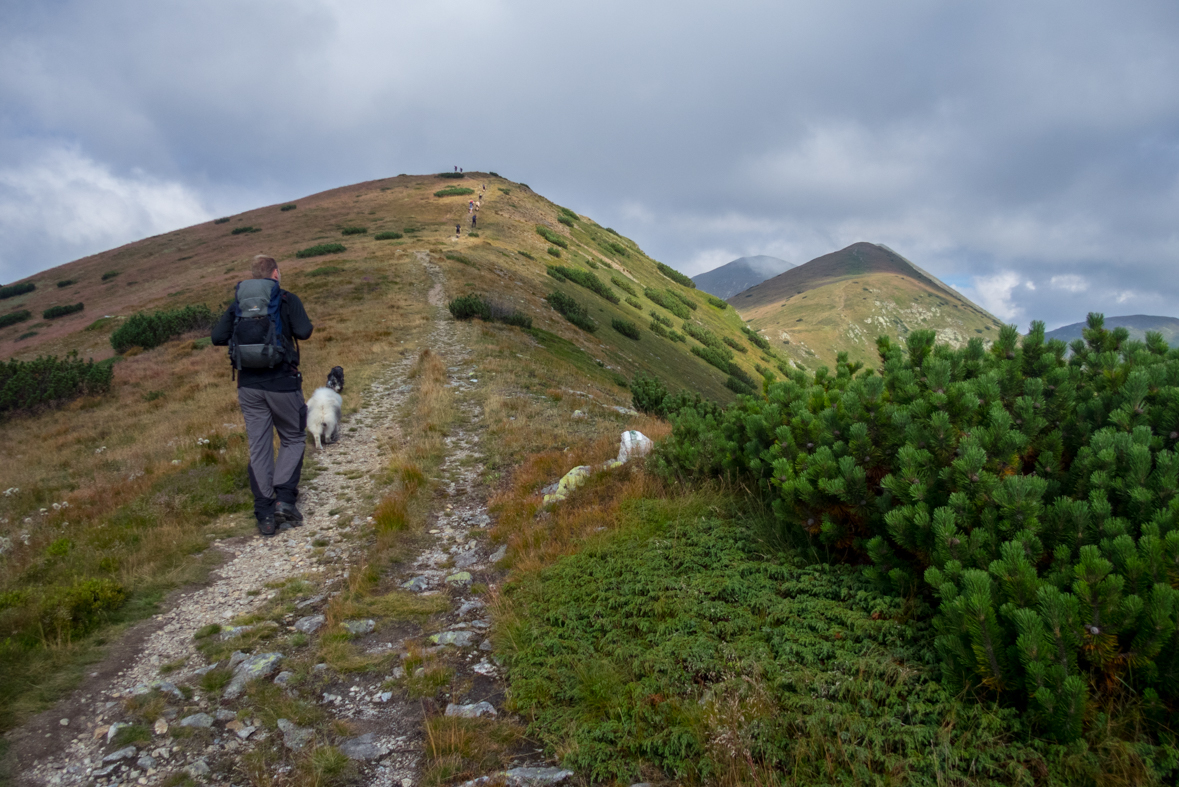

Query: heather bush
left=110, top=304, right=216, bottom=354
left=43, top=303, right=84, bottom=319
left=0, top=282, right=35, bottom=300
left=655, top=315, right=1179, bottom=743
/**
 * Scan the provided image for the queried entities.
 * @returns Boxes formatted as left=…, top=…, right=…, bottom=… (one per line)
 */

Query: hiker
left=211, top=255, right=314, bottom=537
left=456, top=223, right=461, bottom=236
left=454, top=165, right=458, bottom=172
left=471, top=213, right=477, bottom=228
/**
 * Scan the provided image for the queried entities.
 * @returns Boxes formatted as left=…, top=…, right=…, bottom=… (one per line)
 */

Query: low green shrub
left=101, top=271, right=120, bottom=281
left=438, top=172, right=465, bottom=179
left=681, top=322, right=730, bottom=355
left=600, top=239, right=628, bottom=257
left=558, top=207, right=578, bottom=221
left=546, top=266, right=619, bottom=304
left=667, top=329, right=686, bottom=343
left=741, top=325, right=771, bottom=350
left=722, top=335, right=747, bottom=353
left=214, top=217, right=230, bottom=224
left=374, top=231, right=403, bottom=240
left=110, top=305, right=216, bottom=354
left=435, top=187, right=475, bottom=197
left=518, top=251, right=535, bottom=261
left=656, top=262, right=695, bottom=288
left=296, top=243, right=346, bottom=259
left=445, top=253, right=475, bottom=267
left=448, top=294, right=532, bottom=329
left=625, top=297, right=642, bottom=310
left=280, top=204, right=297, bottom=211
left=39, top=578, right=125, bottom=640
left=16, top=331, right=37, bottom=341
left=583, top=257, right=598, bottom=269
left=611, top=318, right=640, bottom=340
left=667, top=289, right=697, bottom=310
left=0, top=310, right=31, bottom=329
left=630, top=375, right=667, bottom=415
left=56, top=280, right=75, bottom=288
left=724, top=374, right=755, bottom=395
left=43, top=303, right=84, bottom=319
left=643, top=288, right=689, bottom=319
left=706, top=294, right=728, bottom=309
left=340, top=226, right=367, bottom=235
left=536, top=225, right=568, bottom=249
left=547, top=247, right=561, bottom=258
left=545, top=291, right=596, bottom=333
left=557, top=215, right=574, bottom=227
left=231, top=226, right=260, bottom=235
left=546, top=267, right=566, bottom=282
left=690, top=344, right=733, bottom=374
left=649, top=321, right=670, bottom=340
left=610, top=276, right=637, bottom=296
left=649, top=311, right=673, bottom=328
left=0, top=353, right=114, bottom=414
left=489, top=171, right=500, bottom=177
left=0, top=283, right=35, bottom=300
left=499, top=187, right=512, bottom=195
left=655, top=315, right=1179, bottom=745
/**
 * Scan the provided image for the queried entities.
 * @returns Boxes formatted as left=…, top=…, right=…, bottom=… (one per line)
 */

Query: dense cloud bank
left=2, top=1, right=1177, bottom=329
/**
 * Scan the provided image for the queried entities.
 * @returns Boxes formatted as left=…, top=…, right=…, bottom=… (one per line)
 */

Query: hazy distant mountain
left=733, top=242, right=1002, bottom=368
left=1044, top=315, right=1179, bottom=345
left=691, top=255, right=794, bottom=299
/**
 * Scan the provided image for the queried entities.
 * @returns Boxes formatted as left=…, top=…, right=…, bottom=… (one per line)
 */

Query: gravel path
left=13, top=253, right=519, bottom=787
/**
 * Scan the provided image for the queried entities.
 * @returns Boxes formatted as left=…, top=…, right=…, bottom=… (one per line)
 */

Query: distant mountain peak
left=692, top=255, right=794, bottom=300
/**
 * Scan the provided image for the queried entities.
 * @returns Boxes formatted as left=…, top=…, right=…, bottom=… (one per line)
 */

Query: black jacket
left=211, top=287, right=314, bottom=391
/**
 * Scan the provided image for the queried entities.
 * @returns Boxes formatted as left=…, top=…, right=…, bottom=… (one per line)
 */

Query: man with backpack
left=212, top=255, right=314, bottom=537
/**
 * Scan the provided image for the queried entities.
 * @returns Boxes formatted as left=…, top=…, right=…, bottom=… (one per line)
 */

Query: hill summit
left=691, top=254, right=794, bottom=299
left=1045, top=314, right=1179, bottom=345
left=733, top=242, right=1002, bottom=368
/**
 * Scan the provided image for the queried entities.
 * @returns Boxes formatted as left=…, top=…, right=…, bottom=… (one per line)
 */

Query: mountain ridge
left=691, top=254, right=794, bottom=299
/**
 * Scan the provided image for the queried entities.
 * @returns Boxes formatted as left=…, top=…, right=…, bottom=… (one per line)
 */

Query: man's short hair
left=251, top=255, right=278, bottom=279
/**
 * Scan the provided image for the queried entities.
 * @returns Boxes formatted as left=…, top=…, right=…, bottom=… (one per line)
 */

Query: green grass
left=503, top=494, right=1170, bottom=785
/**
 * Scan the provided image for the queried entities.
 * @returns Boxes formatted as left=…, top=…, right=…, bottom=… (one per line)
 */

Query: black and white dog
left=306, top=367, right=344, bottom=449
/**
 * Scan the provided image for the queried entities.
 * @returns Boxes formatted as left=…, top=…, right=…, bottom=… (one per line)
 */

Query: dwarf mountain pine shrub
left=611, top=318, right=640, bottom=340
left=656, top=262, right=695, bottom=288
left=56, top=279, right=75, bottom=288
left=0, top=353, right=114, bottom=414
left=722, top=335, right=748, bottom=353
left=0, top=282, right=35, bottom=300
left=43, top=303, right=83, bottom=319
left=374, top=231, right=403, bottom=240
left=448, top=294, right=531, bottom=329
left=536, top=225, right=568, bottom=249
left=230, top=226, right=260, bottom=235
left=280, top=204, right=297, bottom=211
left=110, top=305, right=216, bottom=354
left=340, top=226, right=367, bottom=235
left=434, top=187, right=475, bottom=197
left=101, top=271, right=120, bottom=281
left=667, top=289, right=697, bottom=310
left=0, top=310, right=31, bottom=329
left=742, top=325, right=771, bottom=350
left=610, top=276, right=637, bottom=296
left=296, top=243, right=346, bottom=258
left=557, top=215, right=574, bottom=227
left=706, top=294, right=729, bottom=309
left=643, top=288, right=689, bottom=320
left=625, top=297, right=643, bottom=310
left=654, top=315, right=1179, bottom=743
left=545, top=266, right=618, bottom=304
left=545, top=291, right=596, bottom=333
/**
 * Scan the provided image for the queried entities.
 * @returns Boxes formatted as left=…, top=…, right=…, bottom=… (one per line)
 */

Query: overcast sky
left=2, top=0, right=1177, bottom=330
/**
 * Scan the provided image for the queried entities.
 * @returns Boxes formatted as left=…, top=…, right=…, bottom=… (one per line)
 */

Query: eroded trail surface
left=13, top=254, right=537, bottom=787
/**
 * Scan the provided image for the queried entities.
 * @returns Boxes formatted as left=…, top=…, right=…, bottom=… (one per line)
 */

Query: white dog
left=305, top=384, right=342, bottom=450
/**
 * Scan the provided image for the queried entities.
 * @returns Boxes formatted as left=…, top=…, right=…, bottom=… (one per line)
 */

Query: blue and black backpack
left=228, top=279, right=290, bottom=371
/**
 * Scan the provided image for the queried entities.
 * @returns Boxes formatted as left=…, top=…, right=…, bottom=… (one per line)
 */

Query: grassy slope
left=733, top=242, right=1003, bottom=368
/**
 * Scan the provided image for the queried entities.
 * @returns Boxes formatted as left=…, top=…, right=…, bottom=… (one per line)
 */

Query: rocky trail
left=9, top=254, right=571, bottom=787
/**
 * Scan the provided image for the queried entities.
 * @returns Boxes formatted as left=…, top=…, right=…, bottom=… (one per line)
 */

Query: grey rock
left=236, top=725, right=257, bottom=740
left=277, top=718, right=314, bottom=750
left=401, top=576, right=430, bottom=592
left=431, top=630, right=475, bottom=647
left=136, top=755, right=157, bottom=770
left=505, top=767, right=575, bottom=786
left=180, top=713, right=214, bottom=729
left=378, top=691, right=393, bottom=702
left=454, top=551, right=480, bottom=569
left=342, top=619, right=375, bottom=635
left=294, top=614, right=325, bottom=634
left=228, top=651, right=249, bottom=668
left=480, top=638, right=494, bottom=651
left=458, top=599, right=486, bottom=616
left=630, top=784, right=654, bottom=787
left=220, top=624, right=254, bottom=641
left=312, top=663, right=328, bottom=672
left=106, top=721, right=130, bottom=743
left=472, top=512, right=492, bottom=527
left=445, top=701, right=496, bottom=718
left=296, top=593, right=326, bottom=609
left=103, top=746, right=137, bottom=762
left=339, top=733, right=382, bottom=760
left=489, top=545, right=507, bottom=563
left=187, top=759, right=211, bottom=777
left=91, top=765, right=117, bottom=778
left=154, top=680, right=184, bottom=699
left=445, top=571, right=472, bottom=585
left=223, top=652, right=284, bottom=699
left=274, top=670, right=294, bottom=686
left=214, top=709, right=236, bottom=722
left=193, top=662, right=220, bottom=676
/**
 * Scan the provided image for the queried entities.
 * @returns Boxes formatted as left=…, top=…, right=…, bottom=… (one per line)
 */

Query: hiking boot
left=257, top=515, right=277, bottom=537
left=275, top=501, right=304, bottom=527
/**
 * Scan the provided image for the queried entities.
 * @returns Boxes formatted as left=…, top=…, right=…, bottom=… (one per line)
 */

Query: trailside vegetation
left=654, top=314, right=1179, bottom=746
left=0, top=283, right=35, bottom=300
left=0, top=354, right=114, bottom=415
left=544, top=291, right=596, bottom=333
left=447, top=294, right=532, bottom=329
left=656, top=262, right=695, bottom=288
left=110, top=305, right=217, bottom=354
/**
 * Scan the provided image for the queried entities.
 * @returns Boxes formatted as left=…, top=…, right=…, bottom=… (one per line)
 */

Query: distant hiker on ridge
left=456, top=223, right=461, bottom=236
left=471, top=214, right=477, bottom=228
left=211, top=254, right=314, bottom=538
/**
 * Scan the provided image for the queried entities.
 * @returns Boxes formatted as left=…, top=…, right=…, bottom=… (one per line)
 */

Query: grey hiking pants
left=238, top=387, right=306, bottom=520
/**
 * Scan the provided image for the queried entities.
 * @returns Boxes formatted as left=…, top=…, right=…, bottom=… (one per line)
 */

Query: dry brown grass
left=423, top=715, right=525, bottom=787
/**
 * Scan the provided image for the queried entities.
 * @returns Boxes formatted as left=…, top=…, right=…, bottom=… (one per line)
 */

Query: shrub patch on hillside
left=340, top=226, right=367, bottom=235
left=448, top=294, right=531, bottom=329
left=296, top=243, right=346, bottom=259
left=545, top=291, right=596, bottom=333
left=741, top=325, right=771, bottom=350
left=43, top=303, right=84, bottom=319
left=611, top=318, right=640, bottom=340
left=435, top=187, right=475, bottom=198
left=535, top=226, right=568, bottom=249
left=610, top=276, right=636, bottom=296
left=706, top=294, right=729, bottom=309
left=656, top=262, right=695, bottom=288
left=643, top=288, right=690, bottom=320
left=0, top=310, right=31, bottom=329
left=0, top=283, right=35, bottom=300
left=56, top=280, right=76, bottom=288
left=110, top=305, right=216, bottom=354
left=545, top=266, right=619, bottom=304
left=0, top=354, right=114, bottom=414
left=230, top=226, right=260, bottom=235
left=374, top=231, right=403, bottom=240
